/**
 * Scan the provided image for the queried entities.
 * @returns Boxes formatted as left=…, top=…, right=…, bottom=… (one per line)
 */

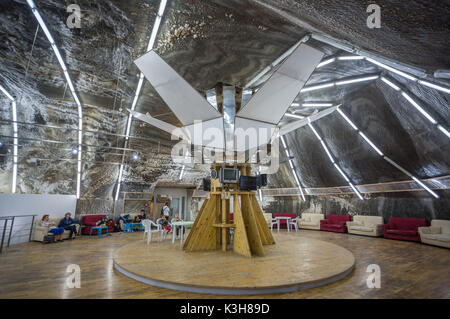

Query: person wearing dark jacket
left=58, top=212, right=78, bottom=239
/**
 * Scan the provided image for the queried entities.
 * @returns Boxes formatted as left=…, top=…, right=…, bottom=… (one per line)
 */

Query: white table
left=274, top=216, right=293, bottom=232
left=171, top=221, right=194, bottom=246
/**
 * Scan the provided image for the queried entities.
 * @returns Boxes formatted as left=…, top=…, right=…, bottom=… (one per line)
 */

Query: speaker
left=210, top=169, right=217, bottom=179
left=202, top=178, right=211, bottom=191
left=258, top=174, right=267, bottom=187
left=239, top=176, right=258, bottom=191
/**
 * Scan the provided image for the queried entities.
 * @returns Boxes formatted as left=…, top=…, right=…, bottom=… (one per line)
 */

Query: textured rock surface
left=0, top=0, right=448, bottom=217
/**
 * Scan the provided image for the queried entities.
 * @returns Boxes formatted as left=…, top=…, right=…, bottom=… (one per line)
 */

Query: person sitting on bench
left=58, top=212, right=78, bottom=239
left=41, top=214, right=64, bottom=242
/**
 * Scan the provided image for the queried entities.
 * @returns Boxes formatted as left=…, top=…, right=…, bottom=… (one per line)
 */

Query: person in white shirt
left=162, top=202, right=171, bottom=219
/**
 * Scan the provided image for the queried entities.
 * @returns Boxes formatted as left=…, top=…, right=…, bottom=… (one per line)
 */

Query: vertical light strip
left=280, top=135, right=306, bottom=201
left=26, top=0, right=83, bottom=198
left=115, top=0, right=167, bottom=201
left=0, top=84, right=17, bottom=193
left=336, top=107, right=439, bottom=198
left=308, top=122, right=364, bottom=200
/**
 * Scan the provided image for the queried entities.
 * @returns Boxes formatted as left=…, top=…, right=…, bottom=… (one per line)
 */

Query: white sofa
left=419, top=220, right=450, bottom=249
left=33, top=218, right=80, bottom=242
left=298, top=213, right=324, bottom=230
left=346, top=215, right=383, bottom=237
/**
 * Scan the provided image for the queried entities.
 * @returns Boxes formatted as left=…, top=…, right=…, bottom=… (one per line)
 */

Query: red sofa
left=320, top=214, right=351, bottom=233
left=81, top=214, right=114, bottom=235
left=273, top=213, right=297, bottom=229
left=382, top=217, right=426, bottom=242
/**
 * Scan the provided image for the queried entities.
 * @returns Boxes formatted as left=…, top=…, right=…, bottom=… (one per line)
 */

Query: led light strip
left=315, top=54, right=450, bottom=94
left=0, top=84, right=17, bottom=193
left=336, top=107, right=439, bottom=198
left=280, top=135, right=306, bottom=201
left=26, top=0, right=83, bottom=198
left=300, top=74, right=379, bottom=93
left=380, top=76, right=449, bottom=138
left=307, top=121, right=364, bottom=200
left=115, top=0, right=167, bottom=201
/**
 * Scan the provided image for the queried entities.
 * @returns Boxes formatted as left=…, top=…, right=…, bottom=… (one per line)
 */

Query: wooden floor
left=114, top=234, right=355, bottom=294
left=0, top=230, right=449, bottom=298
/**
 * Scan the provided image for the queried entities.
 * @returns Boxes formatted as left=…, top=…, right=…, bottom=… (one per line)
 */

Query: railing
left=0, top=214, right=37, bottom=254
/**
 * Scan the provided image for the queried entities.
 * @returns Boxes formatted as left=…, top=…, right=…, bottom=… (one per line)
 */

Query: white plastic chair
left=271, top=218, right=280, bottom=232
left=289, top=218, right=299, bottom=232
left=142, top=219, right=163, bottom=244
left=156, top=218, right=171, bottom=241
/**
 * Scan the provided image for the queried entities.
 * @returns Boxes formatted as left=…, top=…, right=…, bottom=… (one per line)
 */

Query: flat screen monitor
left=219, top=168, right=239, bottom=184
left=239, top=176, right=258, bottom=191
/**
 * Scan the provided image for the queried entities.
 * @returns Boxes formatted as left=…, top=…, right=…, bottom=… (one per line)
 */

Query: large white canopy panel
left=237, top=44, right=324, bottom=124
left=183, top=117, right=225, bottom=150
left=234, top=117, right=276, bottom=152
left=135, top=50, right=222, bottom=126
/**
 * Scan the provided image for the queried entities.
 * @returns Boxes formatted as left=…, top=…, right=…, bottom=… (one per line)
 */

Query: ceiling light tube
left=338, top=56, right=364, bottom=60
left=317, top=58, right=335, bottom=68
left=336, top=108, right=358, bottom=130
left=334, top=163, right=350, bottom=182
left=285, top=112, right=305, bottom=119
left=289, top=159, right=294, bottom=169
left=301, top=82, right=334, bottom=92
left=52, top=45, right=67, bottom=71
left=401, top=92, right=437, bottom=124
left=418, top=80, right=450, bottom=94
left=179, top=165, right=185, bottom=180
left=380, top=77, right=400, bottom=91
left=412, top=176, right=439, bottom=199
left=383, top=156, right=412, bottom=177
left=31, top=9, right=55, bottom=44
left=291, top=102, right=300, bottom=107
left=366, top=58, right=417, bottom=81
left=280, top=135, right=287, bottom=149
left=0, top=84, right=14, bottom=101
left=115, top=183, right=121, bottom=201
left=147, top=15, right=162, bottom=51
left=437, top=125, right=450, bottom=138
left=320, top=140, right=335, bottom=163
left=308, top=123, right=322, bottom=141
left=302, top=103, right=333, bottom=107
left=358, top=132, right=383, bottom=156
left=335, top=75, right=379, bottom=86
left=349, top=182, right=364, bottom=200
left=157, top=0, right=167, bottom=16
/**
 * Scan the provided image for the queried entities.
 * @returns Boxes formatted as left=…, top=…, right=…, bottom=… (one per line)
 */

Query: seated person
left=58, top=212, right=78, bottom=239
left=115, top=213, right=130, bottom=225
left=171, top=214, right=185, bottom=238
left=96, top=216, right=113, bottom=228
left=158, top=215, right=171, bottom=233
left=41, top=214, right=65, bottom=242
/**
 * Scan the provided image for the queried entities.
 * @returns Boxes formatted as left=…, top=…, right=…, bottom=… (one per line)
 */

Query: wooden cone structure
left=183, top=164, right=275, bottom=257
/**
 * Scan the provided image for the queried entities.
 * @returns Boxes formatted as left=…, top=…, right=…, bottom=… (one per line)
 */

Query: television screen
left=219, top=168, right=239, bottom=183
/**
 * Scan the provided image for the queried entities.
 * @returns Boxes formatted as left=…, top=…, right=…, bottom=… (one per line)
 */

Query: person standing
left=58, top=212, right=78, bottom=239
left=161, top=202, right=171, bottom=219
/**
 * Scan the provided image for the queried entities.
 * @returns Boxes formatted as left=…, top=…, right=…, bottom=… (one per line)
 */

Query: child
left=158, top=215, right=171, bottom=233
left=171, top=214, right=185, bottom=239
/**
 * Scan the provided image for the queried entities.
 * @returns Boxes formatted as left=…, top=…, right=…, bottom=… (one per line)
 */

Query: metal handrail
left=0, top=214, right=37, bottom=254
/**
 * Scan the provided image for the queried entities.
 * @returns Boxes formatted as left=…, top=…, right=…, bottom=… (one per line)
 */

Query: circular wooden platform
left=113, top=233, right=355, bottom=295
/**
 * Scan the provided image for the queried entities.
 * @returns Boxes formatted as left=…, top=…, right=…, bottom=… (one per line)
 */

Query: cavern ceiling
left=0, top=0, right=448, bottom=199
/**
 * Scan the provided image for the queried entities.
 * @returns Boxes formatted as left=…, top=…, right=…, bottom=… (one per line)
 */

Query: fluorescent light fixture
left=280, top=135, right=287, bottom=149
left=412, top=177, right=439, bottom=199
left=317, top=58, right=335, bottom=68
left=179, top=165, right=185, bottom=180
left=401, top=92, right=437, bottom=124
left=301, top=82, right=334, bottom=92
left=31, top=8, right=55, bottom=44
left=115, top=183, right=121, bottom=201
left=338, top=56, right=364, bottom=60
left=52, top=45, right=67, bottom=71
left=334, top=163, right=350, bottom=182
left=335, top=75, right=378, bottom=86
left=285, top=112, right=305, bottom=119
left=308, top=123, right=322, bottom=141
left=437, top=125, right=450, bottom=138
left=336, top=108, right=358, bottom=130
left=418, top=80, right=450, bottom=94
left=147, top=15, right=162, bottom=51
left=320, top=140, right=335, bottom=163
left=0, top=84, right=14, bottom=100
left=284, top=148, right=290, bottom=157
left=298, top=186, right=306, bottom=201
left=158, top=0, right=167, bottom=16
left=291, top=102, right=300, bottom=107
left=380, top=77, right=400, bottom=91
left=302, top=103, right=333, bottom=107
left=289, top=159, right=294, bottom=169
left=349, top=183, right=364, bottom=200
left=366, top=58, right=417, bottom=81
left=359, top=132, right=383, bottom=156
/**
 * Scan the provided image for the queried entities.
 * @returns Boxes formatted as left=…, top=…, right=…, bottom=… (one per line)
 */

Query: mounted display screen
left=219, top=168, right=240, bottom=184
